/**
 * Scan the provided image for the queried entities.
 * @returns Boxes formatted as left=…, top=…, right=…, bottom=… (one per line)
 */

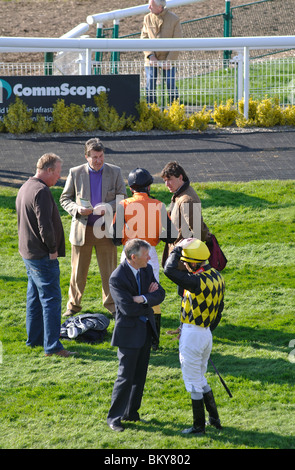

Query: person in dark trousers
left=112, top=167, right=177, bottom=348
left=107, top=239, right=165, bottom=432
left=16, top=153, right=75, bottom=357
left=164, top=238, right=225, bottom=435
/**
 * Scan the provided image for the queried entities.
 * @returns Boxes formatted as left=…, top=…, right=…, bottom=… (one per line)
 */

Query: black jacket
left=164, top=246, right=224, bottom=331
left=109, top=260, right=165, bottom=348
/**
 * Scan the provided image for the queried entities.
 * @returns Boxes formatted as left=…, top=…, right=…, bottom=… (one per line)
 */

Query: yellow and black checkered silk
left=181, top=268, right=225, bottom=328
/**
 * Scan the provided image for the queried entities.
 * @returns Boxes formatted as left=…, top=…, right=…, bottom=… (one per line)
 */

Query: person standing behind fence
left=141, top=0, right=182, bottom=104
left=16, top=153, right=75, bottom=357
left=60, top=138, right=127, bottom=319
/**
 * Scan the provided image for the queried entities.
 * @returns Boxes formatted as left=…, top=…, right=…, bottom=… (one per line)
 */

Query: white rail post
left=237, top=50, right=243, bottom=103
left=85, top=48, right=92, bottom=75
left=78, top=52, right=86, bottom=75
left=243, top=46, right=250, bottom=119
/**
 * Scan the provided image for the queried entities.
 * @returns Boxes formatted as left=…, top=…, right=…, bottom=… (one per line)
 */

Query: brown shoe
left=62, top=309, right=77, bottom=318
left=45, top=349, right=77, bottom=357
left=166, top=327, right=180, bottom=335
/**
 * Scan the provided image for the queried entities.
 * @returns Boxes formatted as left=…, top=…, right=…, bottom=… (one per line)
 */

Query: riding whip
left=209, top=357, right=233, bottom=398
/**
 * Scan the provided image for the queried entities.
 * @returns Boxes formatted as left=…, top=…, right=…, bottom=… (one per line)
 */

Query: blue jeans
left=23, top=256, right=64, bottom=355
left=145, top=66, right=179, bottom=104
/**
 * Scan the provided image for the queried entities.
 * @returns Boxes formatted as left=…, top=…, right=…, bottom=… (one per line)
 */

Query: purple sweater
left=87, top=165, right=103, bottom=226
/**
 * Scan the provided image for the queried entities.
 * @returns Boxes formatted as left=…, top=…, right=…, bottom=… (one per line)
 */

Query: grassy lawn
left=0, top=179, right=294, bottom=450
left=176, top=60, right=295, bottom=108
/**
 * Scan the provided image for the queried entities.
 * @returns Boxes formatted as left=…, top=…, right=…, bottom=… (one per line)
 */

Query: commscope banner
left=0, top=75, right=140, bottom=122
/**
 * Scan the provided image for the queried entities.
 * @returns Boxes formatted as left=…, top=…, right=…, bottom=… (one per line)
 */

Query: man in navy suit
left=107, top=239, right=165, bottom=431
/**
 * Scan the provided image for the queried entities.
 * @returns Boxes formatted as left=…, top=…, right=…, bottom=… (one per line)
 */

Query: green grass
left=0, top=180, right=294, bottom=449
left=176, top=60, right=295, bottom=107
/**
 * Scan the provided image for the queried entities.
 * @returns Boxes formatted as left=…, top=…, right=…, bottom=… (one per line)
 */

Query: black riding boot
left=203, top=390, right=222, bottom=429
left=182, top=399, right=205, bottom=435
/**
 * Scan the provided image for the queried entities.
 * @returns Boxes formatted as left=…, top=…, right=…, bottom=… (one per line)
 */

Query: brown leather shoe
left=166, top=327, right=180, bottom=335
left=45, top=349, right=77, bottom=357
left=62, top=309, right=77, bottom=318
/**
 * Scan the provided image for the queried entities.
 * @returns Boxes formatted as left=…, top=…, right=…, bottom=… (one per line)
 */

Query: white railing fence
left=86, top=0, right=208, bottom=26
left=1, top=35, right=295, bottom=118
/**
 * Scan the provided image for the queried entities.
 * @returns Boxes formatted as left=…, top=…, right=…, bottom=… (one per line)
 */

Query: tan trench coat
left=141, top=8, right=182, bottom=63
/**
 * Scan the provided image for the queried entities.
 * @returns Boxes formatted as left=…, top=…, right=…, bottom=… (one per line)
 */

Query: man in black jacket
left=107, top=239, right=165, bottom=431
left=164, top=238, right=225, bottom=435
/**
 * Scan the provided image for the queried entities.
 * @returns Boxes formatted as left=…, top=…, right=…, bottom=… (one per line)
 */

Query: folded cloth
left=60, top=313, right=110, bottom=342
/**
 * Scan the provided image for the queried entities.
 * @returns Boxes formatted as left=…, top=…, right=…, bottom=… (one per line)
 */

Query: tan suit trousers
left=67, top=225, right=116, bottom=314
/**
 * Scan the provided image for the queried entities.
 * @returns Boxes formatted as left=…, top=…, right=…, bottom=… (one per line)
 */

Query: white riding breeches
left=179, top=323, right=212, bottom=394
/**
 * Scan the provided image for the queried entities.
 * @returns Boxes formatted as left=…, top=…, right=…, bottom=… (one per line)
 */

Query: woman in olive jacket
left=161, top=161, right=211, bottom=266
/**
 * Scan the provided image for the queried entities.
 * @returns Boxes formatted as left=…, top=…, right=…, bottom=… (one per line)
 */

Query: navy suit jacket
left=109, top=260, right=165, bottom=349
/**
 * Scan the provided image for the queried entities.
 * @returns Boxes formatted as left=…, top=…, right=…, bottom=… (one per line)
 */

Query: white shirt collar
left=127, top=261, right=140, bottom=279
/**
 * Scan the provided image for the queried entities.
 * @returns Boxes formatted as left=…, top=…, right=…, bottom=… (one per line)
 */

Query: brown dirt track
left=0, top=0, right=278, bottom=64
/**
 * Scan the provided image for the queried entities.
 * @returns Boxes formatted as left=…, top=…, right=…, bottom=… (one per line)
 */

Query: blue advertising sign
left=0, top=75, right=140, bottom=122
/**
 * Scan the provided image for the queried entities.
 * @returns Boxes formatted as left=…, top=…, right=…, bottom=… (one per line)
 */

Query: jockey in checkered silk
left=164, top=238, right=225, bottom=436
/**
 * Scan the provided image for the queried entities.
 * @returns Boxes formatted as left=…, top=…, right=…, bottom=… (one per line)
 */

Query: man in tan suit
left=60, top=138, right=127, bottom=317
left=141, top=0, right=182, bottom=104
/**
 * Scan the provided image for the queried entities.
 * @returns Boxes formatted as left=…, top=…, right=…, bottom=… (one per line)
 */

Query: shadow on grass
left=123, top=419, right=294, bottom=449
left=0, top=182, right=290, bottom=217
left=0, top=170, right=64, bottom=189
left=53, top=184, right=273, bottom=212
left=0, top=193, right=18, bottom=210
left=200, top=187, right=271, bottom=209
left=214, top=324, right=294, bottom=350
left=208, top=350, right=294, bottom=387
left=150, top=346, right=294, bottom=387
left=58, top=317, right=294, bottom=388
left=0, top=170, right=32, bottom=189
left=0, top=275, right=28, bottom=283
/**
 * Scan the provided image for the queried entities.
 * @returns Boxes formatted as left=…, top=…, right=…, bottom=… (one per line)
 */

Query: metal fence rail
left=2, top=56, right=295, bottom=114
left=98, top=0, right=295, bottom=62
left=2, top=34, right=295, bottom=118
left=90, top=58, right=239, bottom=113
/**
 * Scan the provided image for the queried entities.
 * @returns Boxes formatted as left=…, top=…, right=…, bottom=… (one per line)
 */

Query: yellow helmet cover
left=180, top=239, right=210, bottom=263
